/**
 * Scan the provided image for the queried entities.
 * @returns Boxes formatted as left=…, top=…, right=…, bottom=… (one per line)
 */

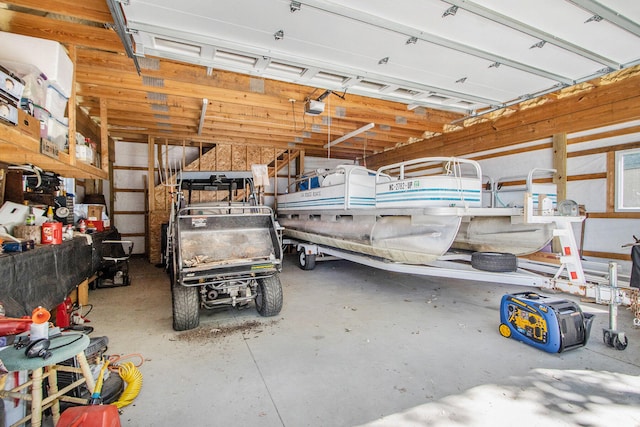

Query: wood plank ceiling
left=0, top=0, right=639, bottom=161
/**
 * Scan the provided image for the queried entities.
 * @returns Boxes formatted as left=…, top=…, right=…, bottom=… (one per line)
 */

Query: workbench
left=0, top=229, right=118, bottom=317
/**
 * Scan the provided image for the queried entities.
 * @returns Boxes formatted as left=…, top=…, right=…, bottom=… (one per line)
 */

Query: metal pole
left=609, top=261, right=618, bottom=331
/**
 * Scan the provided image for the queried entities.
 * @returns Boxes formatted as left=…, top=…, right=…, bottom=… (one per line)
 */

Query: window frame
left=615, top=148, right=640, bottom=212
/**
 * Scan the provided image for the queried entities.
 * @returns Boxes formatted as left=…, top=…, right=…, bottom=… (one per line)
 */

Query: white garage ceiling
left=112, top=0, right=640, bottom=116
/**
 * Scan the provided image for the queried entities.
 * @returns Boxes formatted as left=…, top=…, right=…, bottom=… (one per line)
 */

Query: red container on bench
left=41, top=221, right=63, bottom=244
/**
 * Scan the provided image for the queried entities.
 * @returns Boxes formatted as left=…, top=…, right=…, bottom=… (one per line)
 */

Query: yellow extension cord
left=109, top=356, right=144, bottom=409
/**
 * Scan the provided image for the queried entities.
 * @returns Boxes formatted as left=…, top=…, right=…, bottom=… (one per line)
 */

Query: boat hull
left=451, top=216, right=554, bottom=256
left=278, top=213, right=462, bottom=264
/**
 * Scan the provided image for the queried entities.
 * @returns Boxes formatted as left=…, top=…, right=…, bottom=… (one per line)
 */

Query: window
left=616, top=148, right=640, bottom=211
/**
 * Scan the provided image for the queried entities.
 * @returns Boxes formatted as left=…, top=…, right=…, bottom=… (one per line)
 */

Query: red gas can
left=41, top=221, right=63, bottom=244
left=57, top=404, right=121, bottom=427
left=55, top=297, right=72, bottom=328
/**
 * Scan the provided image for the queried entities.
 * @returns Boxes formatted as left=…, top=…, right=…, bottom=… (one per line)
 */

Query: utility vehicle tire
left=172, top=282, right=199, bottom=331
left=256, top=275, right=283, bottom=317
left=297, top=250, right=316, bottom=270
left=471, top=252, right=518, bottom=273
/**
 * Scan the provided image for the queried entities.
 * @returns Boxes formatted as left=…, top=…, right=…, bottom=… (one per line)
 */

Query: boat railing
left=493, top=168, right=557, bottom=208
left=286, top=164, right=379, bottom=198
left=376, top=157, right=483, bottom=182
left=287, top=169, right=328, bottom=193
left=483, top=175, right=496, bottom=208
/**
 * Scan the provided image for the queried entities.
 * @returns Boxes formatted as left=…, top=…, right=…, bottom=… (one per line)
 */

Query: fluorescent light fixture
left=198, top=98, right=208, bottom=135
left=324, top=123, right=375, bottom=148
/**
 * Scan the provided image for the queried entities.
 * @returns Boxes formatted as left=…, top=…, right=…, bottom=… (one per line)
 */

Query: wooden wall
left=148, top=142, right=285, bottom=264
left=365, top=70, right=640, bottom=169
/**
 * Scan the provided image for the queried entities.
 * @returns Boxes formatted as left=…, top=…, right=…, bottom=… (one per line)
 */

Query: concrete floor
left=83, top=256, right=640, bottom=427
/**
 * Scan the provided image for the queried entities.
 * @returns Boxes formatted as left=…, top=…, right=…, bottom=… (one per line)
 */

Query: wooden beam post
left=552, top=133, right=568, bottom=202
left=148, top=136, right=155, bottom=212
left=67, top=44, right=77, bottom=166
left=274, top=151, right=278, bottom=207
left=297, top=150, right=305, bottom=178
left=606, top=151, right=615, bottom=212
left=99, top=98, right=109, bottom=172
left=552, top=133, right=568, bottom=254
left=99, top=97, right=113, bottom=217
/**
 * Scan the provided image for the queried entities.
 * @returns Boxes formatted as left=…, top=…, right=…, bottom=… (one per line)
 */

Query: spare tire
left=471, top=252, right=517, bottom=272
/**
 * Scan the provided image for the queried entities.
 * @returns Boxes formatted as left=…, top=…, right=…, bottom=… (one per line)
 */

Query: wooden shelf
left=0, top=123, right=108, bottom=180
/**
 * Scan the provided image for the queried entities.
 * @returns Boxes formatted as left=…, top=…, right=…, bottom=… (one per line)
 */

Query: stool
left=0, top=333, right=95, bottom=427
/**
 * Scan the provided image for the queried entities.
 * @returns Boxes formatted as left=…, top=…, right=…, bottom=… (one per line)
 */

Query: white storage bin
left=45, top=86, right=68, bottom=121
left=33, top=105, right=50, bottom=139
left=0, top=31, right=73, bottom=98
left=2, top=60, right=47, bottom=110
left=47, top=117, right=68, bottom=152
left=0, top=202, right=46, bottom=233
left=76, top=144, right=95, bottom=164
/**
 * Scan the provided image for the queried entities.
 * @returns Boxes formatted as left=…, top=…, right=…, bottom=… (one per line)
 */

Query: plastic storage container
left=0, top=31, right=73, bottom=98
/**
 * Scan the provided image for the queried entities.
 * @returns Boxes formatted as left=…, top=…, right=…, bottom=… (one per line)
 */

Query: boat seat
left=322, top=173, right=345, bottom=187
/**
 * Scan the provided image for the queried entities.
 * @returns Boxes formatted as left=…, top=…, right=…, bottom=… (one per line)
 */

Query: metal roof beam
left=444, top=0, right=621, bottom=70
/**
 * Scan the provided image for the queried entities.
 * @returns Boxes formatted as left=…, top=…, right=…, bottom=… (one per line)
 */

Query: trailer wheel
left=471, top=252, right=517, bottom=273
left=256, top=275, right=283, bottom=317
left=172, top=283, right=200, bottom=331
left=297, top=250, right=316, bottom=270
left=612, top=332, right=628, bottom=350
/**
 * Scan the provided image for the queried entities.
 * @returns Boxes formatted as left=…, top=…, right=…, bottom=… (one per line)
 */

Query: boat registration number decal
left=388, top=181, right=420, bottom=191
left=302, top=191, right=322, bottom=197
left=191, top=217, right=207, bottom=228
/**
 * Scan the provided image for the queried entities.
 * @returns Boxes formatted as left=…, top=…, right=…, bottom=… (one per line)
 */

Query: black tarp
left=631, top=245, right=640, bottom=289
left=0, top=229, right=118, bottom=317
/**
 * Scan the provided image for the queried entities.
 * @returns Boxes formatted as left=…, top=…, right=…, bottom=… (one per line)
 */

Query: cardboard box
left=17, top=108, right=40, bottom=140
left=87, top=205, right=103, bottom=221
left=13, top=224, right=41, bottom=244
left=86, top=219, right=108, bottom=232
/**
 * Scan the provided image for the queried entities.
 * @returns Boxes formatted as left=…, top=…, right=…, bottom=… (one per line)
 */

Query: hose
left=90, top=359, right=110, bottom=405
left=108, top=354, right=144, bottom=409
left=113, top=362, right=143, bottom=409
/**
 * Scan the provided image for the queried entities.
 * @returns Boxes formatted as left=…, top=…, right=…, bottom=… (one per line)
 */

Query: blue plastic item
left=499, top=291, right=594, bottom=353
